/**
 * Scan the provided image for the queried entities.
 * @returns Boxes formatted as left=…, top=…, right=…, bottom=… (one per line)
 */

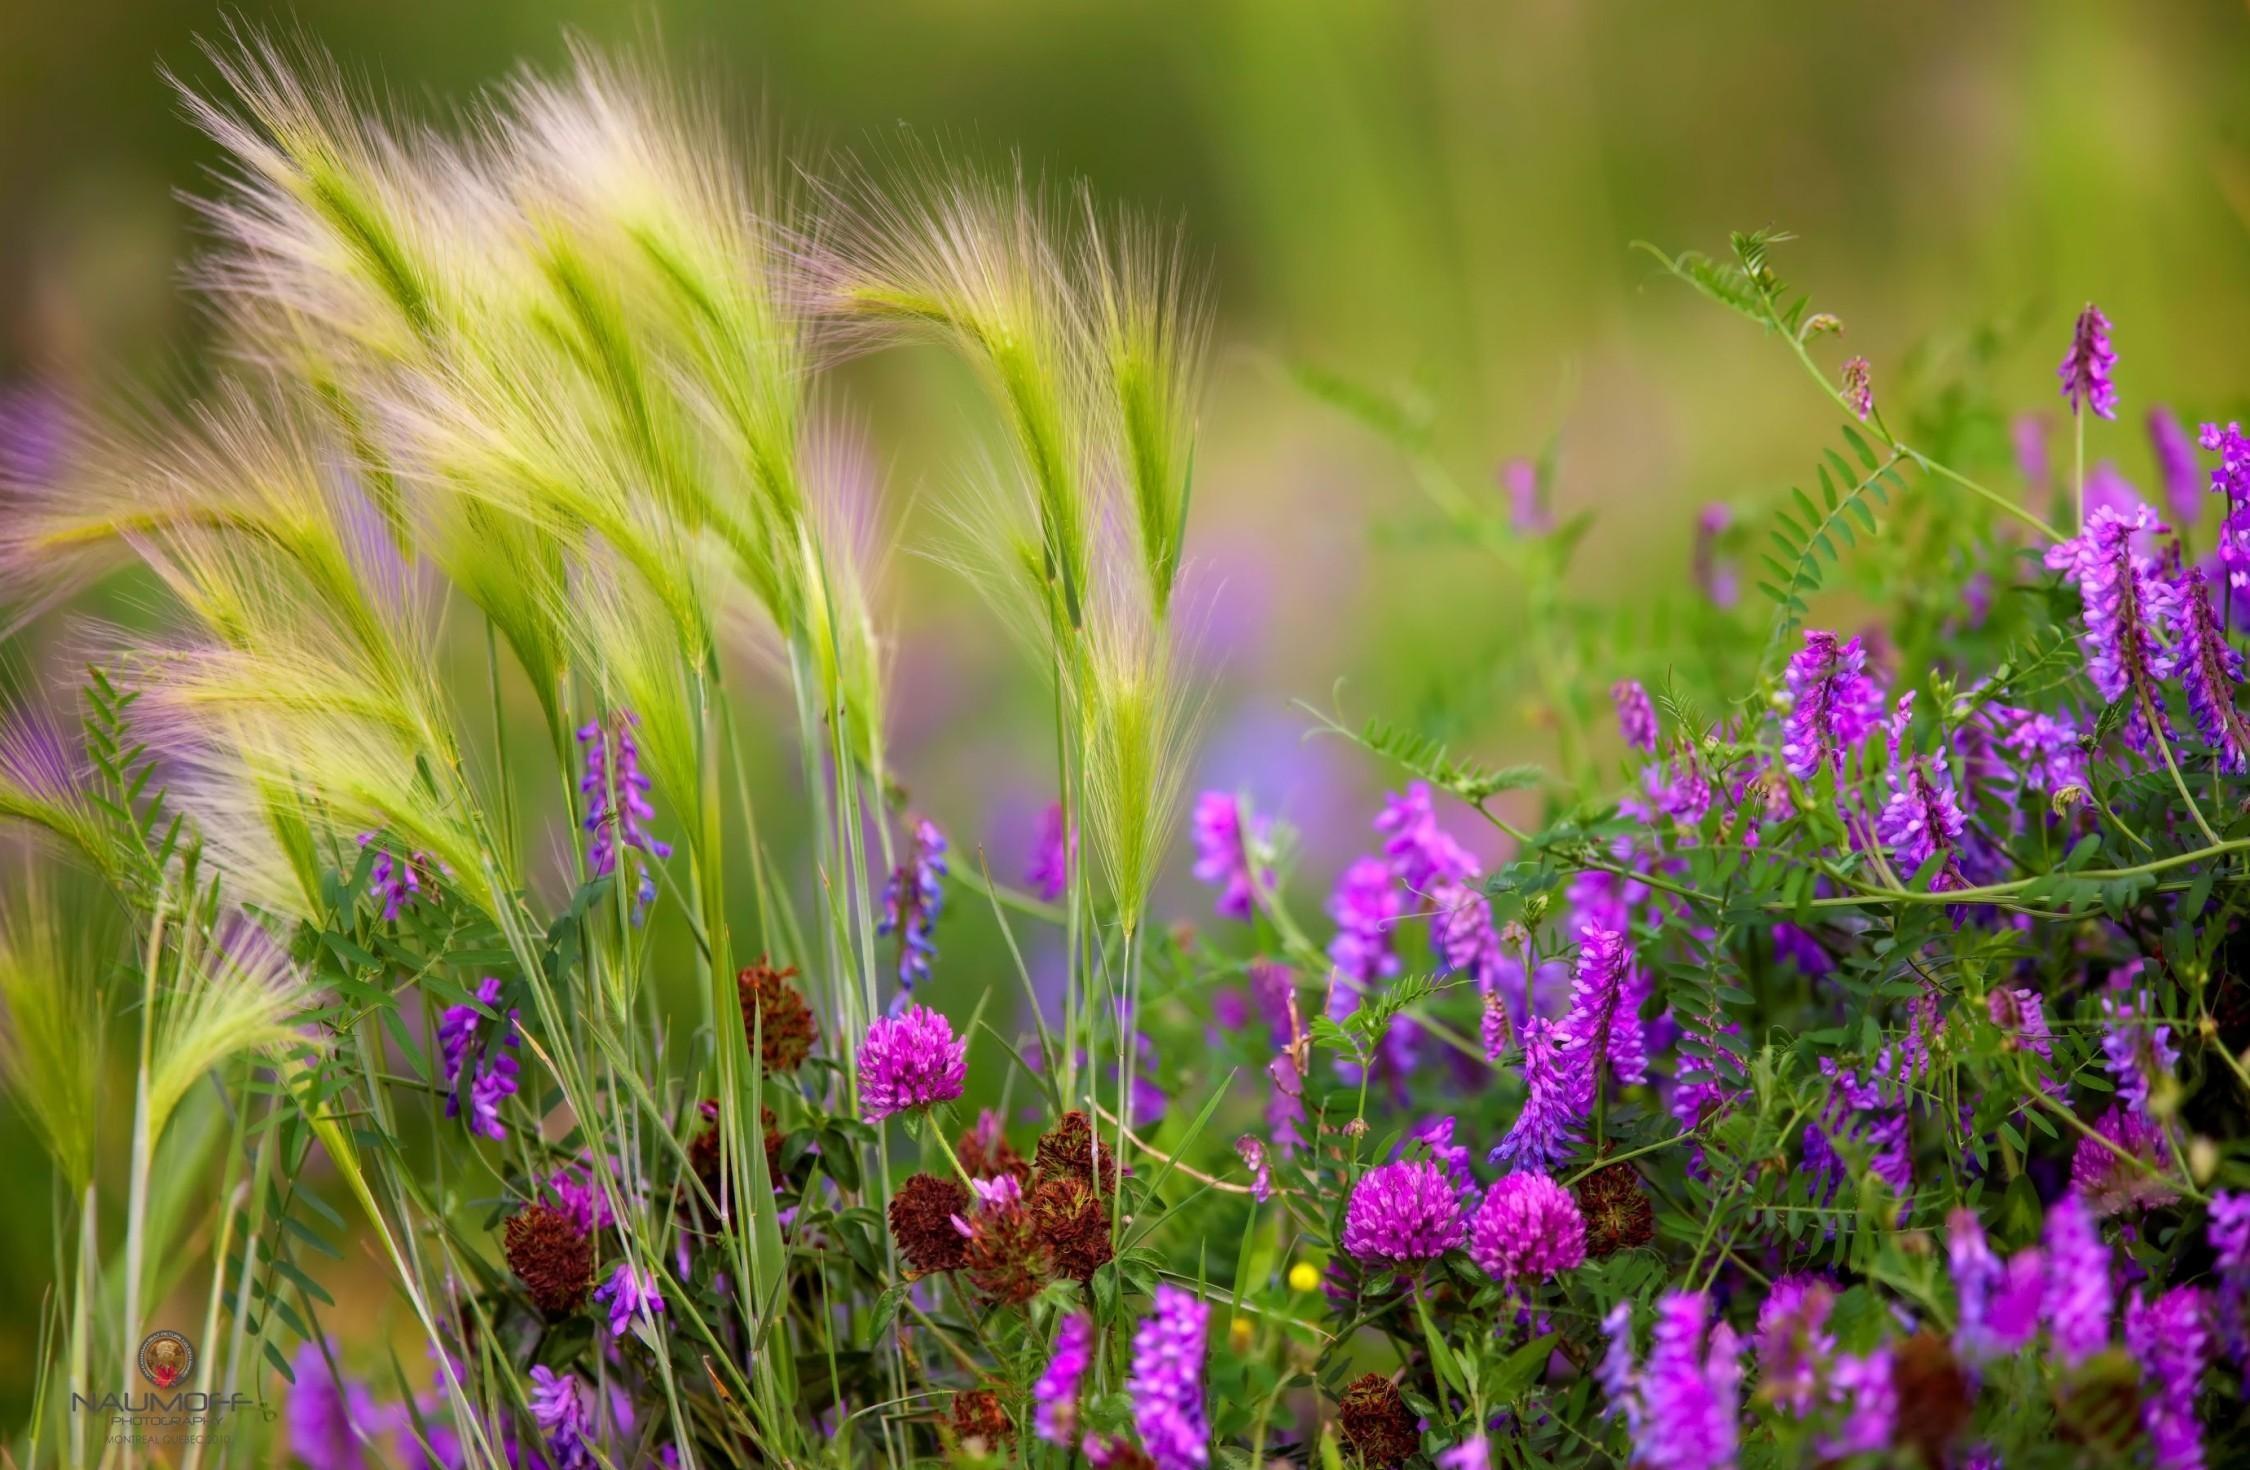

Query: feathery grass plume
left=816, top=157, right=1095, bottom=632
left=793, top=416, right=894, bottom=776
left=150, top=916, right=311, bottom=1143
left=0, top=872, right=112, bottom=1190
left=497, top=44, right=817, bottom=633
left=0, top=698, right=126, bottom=891
left=1076, top=602, right=1195, bottom=933
left=1078, top=195, right=1210, bottom=618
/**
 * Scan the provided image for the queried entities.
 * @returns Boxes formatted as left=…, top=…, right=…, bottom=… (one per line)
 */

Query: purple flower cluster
left=2206, top=420, right=2250, bottom=590
left=2044, top=503, right=2181, bottom=752
left=1034, top=1313, right=1094, bottom=1445
left=2058, top=302, right=2117, bottom=420
left=438, top=976, right=520, bottom=1141
left=2043, top=1192, right=2113, bottom=1367
left=1341, top=1158, right=1468, bottom=1265
left=1128, top=1285, right=1210, bottom=1470
left=2176, top=569, right=2250, bottom=772
left=1778, top=630, right=1882, bottom=780
left=1947, top=1208, right=2046, bottom=1363
left=528, top=1365, right=597, bottom=1470
left=1491, top=1017, right=1587, bottom=1172
left=2125, top=1287, right=2209, bottom=1470
left=1190, top=791, right=1266, bottom=921
left=1467, top=1172, right=1586, bottom=1284
left=357, top=833, right=434, bottom=920
left=1326, top=856, right=1403, bottom=983
left=1375, top=781, right=1479, bottom=892
left=857, top=1005, right=968, bottom=1122
left=1752, top=1276, right=1834, bottom=1416
left=2098, top=987, right=2180, bottom=1120
left=878, top=817, right=949, bottom=993
left=577, top=710, right=671, bottom=914
left=594, top=1260, right=667, bottom=1339
left=1842, top=356, right=1873, bottom=421
left=1026, top=800, right=1072, bottom=902
left=2151, top=407, right=2201, bottom=524
left=1598, top=1292, right=1741, bottom=1470
left=2211, top=1192, right=2250, bottom=1383
left=1613, top=679, right=1658, bottom=753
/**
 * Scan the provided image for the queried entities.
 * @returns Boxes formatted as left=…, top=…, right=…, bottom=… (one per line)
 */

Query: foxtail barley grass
left=8, top=30, right=2250, bottom=1470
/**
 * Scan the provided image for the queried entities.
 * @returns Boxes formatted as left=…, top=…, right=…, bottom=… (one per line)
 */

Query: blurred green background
left=5, top=0, right=2250, bottom=1418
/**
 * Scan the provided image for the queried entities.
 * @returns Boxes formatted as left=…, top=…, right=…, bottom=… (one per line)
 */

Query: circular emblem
left=138, top=1330, right=194, bottom=1390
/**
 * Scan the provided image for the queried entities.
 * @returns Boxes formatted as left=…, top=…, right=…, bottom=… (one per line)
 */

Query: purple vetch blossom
left=438, top=977, right=520, bottom=1141
left=2209, top=1192, right=2250, bottom=1384
left=356, top=833, right=433, bottom=920
left=2125, top=1287, right=2209, bottom=1470
left=1560, top=925, right=1646, bottom=1087
left=857, top=1005, right=968, bottom=1122
left=527, top=1365, right=597, bottom=1470
left=1779, top=630, right=1883, bottom=780
left=2205, top=421, right=2250, bottom=590
left=1436, top=1438, right=1489, bottom=1470
left=1190, top=791, right=1267, bottom=921
left=1409, top=1115, right=1480, bottom=1210
left=1987, top=987, right=2053, bottom=1058
left=547, top=1157, right=619, bottom=1234
left=1327, top=857, right=1403, bottom=983
left=2058, top=303, right=2118, bottom=420
left=1694, top=503, right=1738, bottom=608
left=1500, top=456, right=1547, bottom=533
left=2175, top=568, right=2250, bottom=772
left=1599, top=1292, right=1742, bottom=1470
left=2045, top=503, right=2182, bottom=752
left=1468, top=1172, right=1586, bottom=1284
left=1128, top=1285, right=1210, bottom=1470
left=2014, top=413, right=2051, bottom=487
left=577, top=710, right=672, bottom=915
left=1235, top=1135, right=1272, bottom=1202
left=1753, top=1276, right=1835, bottom=1416
left=1265, top=1049, right=1305, bottom=1155
left=1877, top=695, right=1967, bottom=890
left=2071, top=1105, right=2178, bottom=1217
left=1481, top=990, right=1513, bottom=1063
left=1248, top=958, right=1296, bottom=1046
left=593, top=1261, right=667, bottom=1340
left=1432, top=879, right=1508, bottom=995
left=1034, top=1313, right=1095, bottom=1446
left=1612, top=680, right=1658, bottom=753
left=878, top=818, right=949, bottom=993
left=1375, top=781, right=1480, bottom=892
left=2151, top=407, right=2202, bottom=525
left=1655, top=743, right=1713, bottom=824
left=1026, top=800, right=1073, bottom=902
left=1842, top=356, right=1873, bottom=421
left=2043, top=1193, right=2112, bottom=1367
left=1819, top=1350, right=1896, bottom=1458
left=2098, top=989, right=2180, bottom=1120
left=1341, top=1158, right=1468, bottom=1266
left=1994, top=708, right=2087, bottom=796
left=1490, top=1017, right=1587, bottom=1172
left=286, top=1342, right=382, bottom=1470
left=1803, top=1050, right=1912, bottom=1215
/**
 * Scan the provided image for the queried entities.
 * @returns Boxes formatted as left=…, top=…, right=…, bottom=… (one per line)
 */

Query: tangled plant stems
left=4, top=38, right=2250, bottom=1470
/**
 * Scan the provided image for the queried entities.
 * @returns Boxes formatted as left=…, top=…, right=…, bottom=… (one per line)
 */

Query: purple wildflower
left=1191, top=791, right=1266, bottom=921
left=2125, top=1287, right=2208, bottom=1470
left=286, top=1342, right=382, bottom=1470
left=1235, top=1135, right=1272, bottom=1202
left=2210, top=1192, right=2250, bottom=1384
left=1779, top=631, right=1883, bottom=780
left=2098, top=989, right=2179, bottom=1120
left=1375, top=781, right=1479, bottom=892
left=1436, top=1438, right=1489, bottom=1470
left=1034, top=1313, right=1095, bottom=1446
left=857, top=1005, right=968, bottom=1122
left=1468, top=1172, right=1586, bottom=1284
left=2058, top=303, right=2118, bottom=420
left=2071, top=1105, right=2178, bottom=1217
left=1500, top=456, right=1547, bottom=533
left=878, top=818, right=949, bottom=993
left=1027, top=800, right=1072, bottom=902
left=1613, top=680, right=1658, bottom=753
left=1694, top=503, right=1738, bottom=608
left=1248, top=958, right=1296, bottom=1046
left=1655, top=743, right=1713, bottom=824
left=1995, top=708, right=2087, bottom=796
left=1820, top=1351, right=1896, bottom=1459
left=1877, top=695, right=1967, bottom=889
left=577, top=710, right=671, bottom=914
left=1327, top=857, right=1403, bottom=983
left=438, top=977, right=519, bottom=1142
left=1128, top=1285, right=1210, bottom=1470
left=1410, top=1115, right=1479, bottom=1210
left=2043, top=1192, right=2112, bottom=1368
left=1481, top=990, right=1513, bottom=1063
left=547, top=1158, right=617, bottom=1234
left=1266, top=1049, right=1306, bottom=1155
left=1753, top=1276, right=1835, bottom=1416
left=356, top=833, right=433, bottom=920
left=593, top=1260, right=666, bottom=1340
left=1561, top=925, right=1646, bottom=1087
left=1600, top=1292, right=1741, bottom=1470
left=527, top=1365, right=597, bottom=1470
left=1341, top=1158, right=1467, bottom=1266
left=2047, top=502, right=2182, bottom=751
left=1842, top=356, right=1873, bottom=420
left=1490, top=1017, right=1586, bottom=1172
left=2151, top=408, right=2201, bottom=524
left=2014, top=413, right=2051, bottom=487
left=1987, top=986, right=2053, bottom=1059
left=2175, top=568, right=2250, bottom=772
left=2205, top=421, right=2250, bottom=589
